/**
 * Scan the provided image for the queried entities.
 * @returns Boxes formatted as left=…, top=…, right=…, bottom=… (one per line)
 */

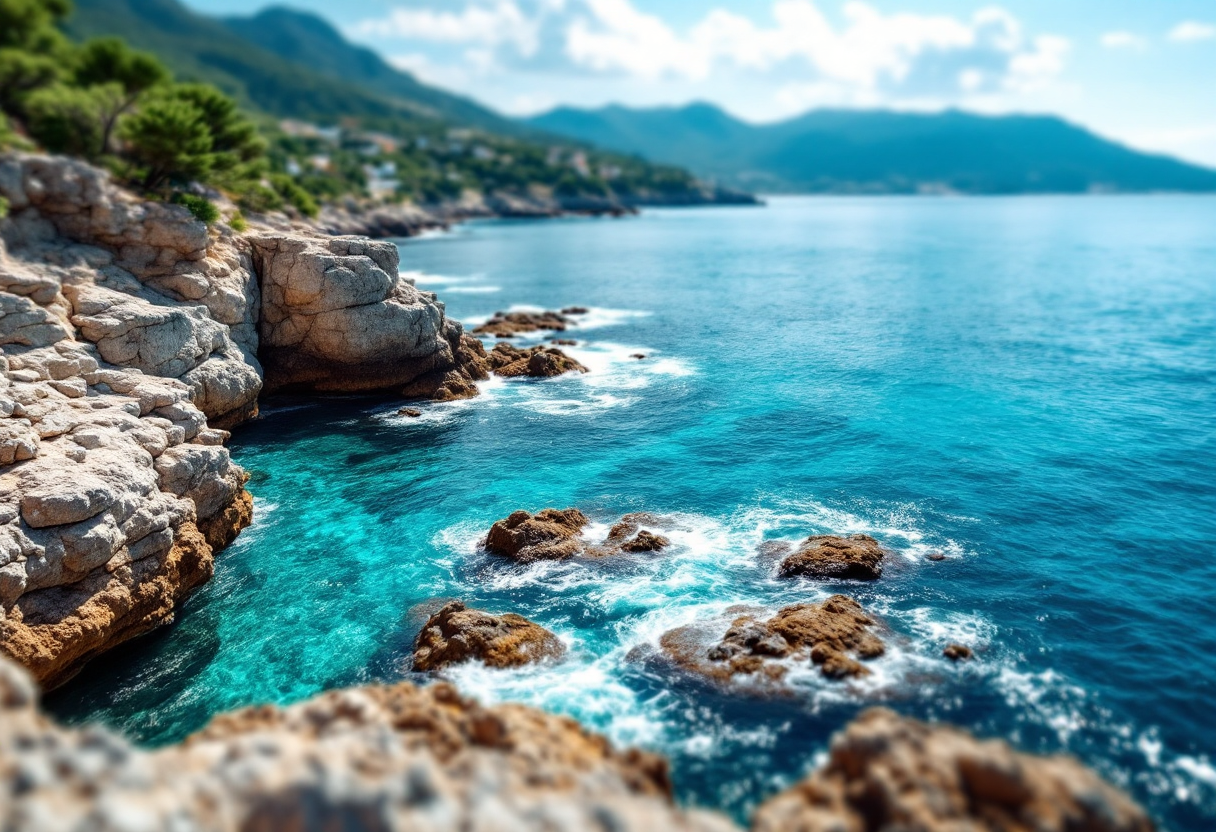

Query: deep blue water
left=48, top=197, right=1216, bottom=829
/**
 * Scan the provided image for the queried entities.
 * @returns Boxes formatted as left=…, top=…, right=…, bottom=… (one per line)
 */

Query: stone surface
left=0, top=653, right=735, bottom=832
left=413, top=600, right=566, bottom=671
left=485, top=508, right=590, bottom=563
left=778, top=534, right=886, bottom=581
left=607, top=513, right=672, bottom=553
left=473, top=309, right=571, bottom=338
left=484, top=342, right=588, bottom=378
left=659, top=595, right=885, bottom=688
left=751, top=707, right=1154, bottom=832
left=944, top=643, right=973, bottom=661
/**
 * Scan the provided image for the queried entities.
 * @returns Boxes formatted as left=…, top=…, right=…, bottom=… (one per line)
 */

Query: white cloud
left=1168, top=21, right=1216, bottom=43
left=1100, top=31, right=1145, bottom=51
left=354, top=1, right=544, bottom=57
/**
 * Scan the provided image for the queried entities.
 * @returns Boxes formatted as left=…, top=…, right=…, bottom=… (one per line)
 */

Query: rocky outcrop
left=474, top=309, right=573, bottom=338
left=0, top=154, right=263, bottom=427
left=485, top=342, right=588, bottom=378
left=659, top=595, right=885, bottom=687
left=413, top=600, right=566, bottom=671
left=485, top=508, right=590, bottom=563
left=251, top=232, right=486, bottom=398
left=751, top=707, right=1154, bottom=832
left=778, top=534, right=886, bottom=581
left=484, top=509, right=677, bottom=563
left=0, top=653, right=734, bottom=832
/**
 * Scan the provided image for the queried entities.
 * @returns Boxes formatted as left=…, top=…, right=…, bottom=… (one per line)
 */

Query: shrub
left=172, top=192, right=219, bottom=225
left=121, top=95, right=213, bottom=191
left=269, top=173, right=318, bottom=218
left=24, top=84, right=110, bottom=158
left=0, top=195, right=9, bottom=219
left=228, top=210, right=247, bottom=232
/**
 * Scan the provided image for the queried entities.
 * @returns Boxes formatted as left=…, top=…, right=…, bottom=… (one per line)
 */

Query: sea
left=47, top=196, right=1216, bottom=830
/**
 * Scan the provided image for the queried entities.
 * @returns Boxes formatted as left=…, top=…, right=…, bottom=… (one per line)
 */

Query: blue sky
left=183, top=1, right=1216, bottom=166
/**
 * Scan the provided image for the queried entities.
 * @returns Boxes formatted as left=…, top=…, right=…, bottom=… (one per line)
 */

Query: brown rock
left=561, top=306, right=589, bottom=315
left=926, top=551, right=948, bottom=561
left=413, top=601, right=565, bottom=671
left=631, top=353, right=646, bottom=360
left=751, top=708, right=1154, bottom=832
left=778, top=534, right=885, bottom=581
left=607, top=513, right=671, bottom=553
left=398, top=408, right=422, bottom=417
left=485, top=508, right=590, bottom=563
left=551, top=338, right=578, bottom=346
left=659, top=595, right=884, bottom=687
left=473, top=310, right=569, bottom=337
left=485, top=343, right=587, bottom=378
left=944, top=643, right=973, bottom=661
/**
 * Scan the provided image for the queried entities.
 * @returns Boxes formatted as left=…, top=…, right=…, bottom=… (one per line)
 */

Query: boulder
left=485, top=343, right=588, bottom=378
left=944, top=643, right=973, bottom=661
left=778, top=534, right=885, bottom=581
left=752, top=708, right=1154, bottom=832
left=659, top=595, right=885, bottom=687
left=607, top=513, right=671, bottom=553
left=484, top=508, right=589, bottom=563
left=413, top=601, right=565, bottom=671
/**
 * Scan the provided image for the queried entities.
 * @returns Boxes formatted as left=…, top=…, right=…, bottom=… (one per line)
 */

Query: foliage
left=24, top=83, right=112, bottom=158
left=120, top=95, right=213, bottom=190
left=0, top=195, right=9, bottom=219
left=268, top=172, right=317, bottom=217
left=171, top=191, right=219, bottom=224
left=227, top=210, right=247, bottom=232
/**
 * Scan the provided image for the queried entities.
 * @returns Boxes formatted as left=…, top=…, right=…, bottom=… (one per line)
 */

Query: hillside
left=527, top=104, right=1216, bottom=194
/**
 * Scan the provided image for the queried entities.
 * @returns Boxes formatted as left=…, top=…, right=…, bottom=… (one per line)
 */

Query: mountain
left=527, top=104, right=1216, bottom=194
left=217, top=7, right=521, bottom=134
left=64, top=0, right=514, bottom=129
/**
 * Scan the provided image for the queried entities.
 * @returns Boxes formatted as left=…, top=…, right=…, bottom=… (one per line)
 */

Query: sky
left=182, top=0, right=1216, bottom=167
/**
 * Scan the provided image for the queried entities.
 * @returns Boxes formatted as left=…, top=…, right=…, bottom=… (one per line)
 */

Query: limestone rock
left=659, top=595, right=885, bottom=688
left=778, top=534, right=886, bottom=581
left=607, top=513, right=672, bottom=553
left=944, top=643, right=973, bottom=661
left=413, top=600, right=565, bottom=671
left=751, top=707, right=1154, bottom=832
left=485, top=508, right=590, bottom=563
left=251, top=232, right=482, bottom=398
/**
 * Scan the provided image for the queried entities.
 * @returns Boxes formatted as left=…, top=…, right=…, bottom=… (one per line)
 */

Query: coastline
left=0, top=152, right=1167, bottom=831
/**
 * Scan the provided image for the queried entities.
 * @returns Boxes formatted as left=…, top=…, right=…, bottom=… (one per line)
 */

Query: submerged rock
left=607, top=513, right=671, bottom=553
left=413, top=601, right=565, bottom=671
left=778, top=534, right=886, bottom=581
left=659, top=595, right=885, bottom=687
left=485, top=508, right=590, bottom=563
left=944, top=643, right=973, bottom=661
left=752, top=707, right=1154, bottom=832
left=473, top=310, right=570, bottom=338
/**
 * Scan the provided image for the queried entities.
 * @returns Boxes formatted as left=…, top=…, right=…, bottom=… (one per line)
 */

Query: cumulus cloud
left=351, top=1, right=1070, bottom=116
left=1100, top=31, right=1145, bottom=51
left=1168, top=21, right=1216, bottom=43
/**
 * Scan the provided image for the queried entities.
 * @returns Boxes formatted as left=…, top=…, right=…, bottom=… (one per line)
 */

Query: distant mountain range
left=526, top=104, right=1216, bottom=194
left=65, top=0, right=523, bottom=131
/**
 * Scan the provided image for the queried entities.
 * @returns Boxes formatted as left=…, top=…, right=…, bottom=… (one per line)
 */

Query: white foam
left=441, top=285, right=501, bottom=294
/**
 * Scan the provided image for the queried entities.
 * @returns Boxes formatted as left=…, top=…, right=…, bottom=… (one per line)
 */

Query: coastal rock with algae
left=752, top=707, right=1154, bottom=832
left=778, top=533, right=887, bottom=581
left=484, top=508, right=675, bottom=563
left=413, top=600, right=566, bottom=671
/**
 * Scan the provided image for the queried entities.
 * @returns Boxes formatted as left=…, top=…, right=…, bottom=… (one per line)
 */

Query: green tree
left=165, top=84, right=264, bottom=174
left=24, top=83, right=111, bottom=158
left=0, top=0, right=73, bottom=112
left=120, top=95, right=213, bottom=191
left=72, top=38, right=168, bottom=152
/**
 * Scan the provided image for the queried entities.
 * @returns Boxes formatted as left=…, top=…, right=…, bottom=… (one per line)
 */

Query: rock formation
left=484, top=509, right=676, bottom=563
left=485, top=342, right=588, bottom=378
left=0, top=653, right=733, bottom=832
left=751, top=707, right=1154, bottom=832
left=0, top=159, right=257, bottom=688
left=778, top=534, right=886, bottom=581
left=659, top=595, right=885, bottom=686
left=485, top=508, right=590, bottom=563
left=474, top=309, right=573, bottom=338
left=251, top=232, right=485, bottom=398
left=413, top=600, right=565, bottom=671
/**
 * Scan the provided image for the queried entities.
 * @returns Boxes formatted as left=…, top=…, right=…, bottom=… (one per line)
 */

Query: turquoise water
left=49, top=197, right=1216, bottom=829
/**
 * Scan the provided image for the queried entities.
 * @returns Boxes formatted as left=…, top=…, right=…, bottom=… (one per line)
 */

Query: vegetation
left=0, top=0, right=719, bottom=223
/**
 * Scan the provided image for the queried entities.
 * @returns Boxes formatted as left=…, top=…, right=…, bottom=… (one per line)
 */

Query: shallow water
left=48, top=197, right=1216, bottom=829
